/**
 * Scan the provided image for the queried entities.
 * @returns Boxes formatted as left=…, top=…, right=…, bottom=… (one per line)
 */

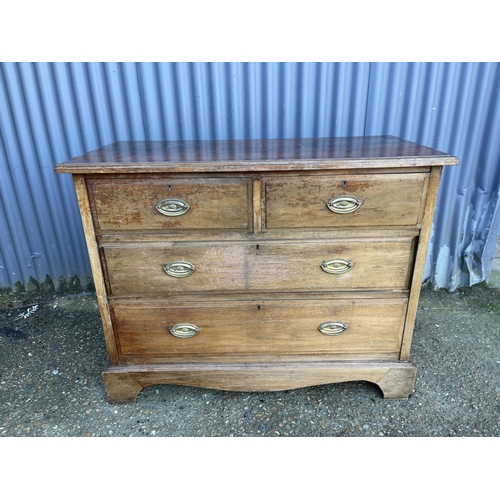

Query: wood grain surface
left=55, top=136, right=459, bottom=402
left=88, top=176, right=252, bottom=231
left=102, top=360, right=417, bottom=403
left=112, top=297, right=408, bottom=358
left=73, top=176, right=119, bottom=364
left=103, top=238, right=415, bottom=295
left=400, top=166, right=443, bottom=359
left=56, top=136, right=459, bottom=174
left=264, top=173, right=429, bottom=229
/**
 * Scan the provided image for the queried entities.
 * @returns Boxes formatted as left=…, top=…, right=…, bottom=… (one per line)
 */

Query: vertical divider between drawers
left=252, top=176, right=262, bottom=234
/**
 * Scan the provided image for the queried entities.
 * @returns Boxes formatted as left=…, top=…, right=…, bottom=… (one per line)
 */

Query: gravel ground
left=0, top=284, right=499, bottom=438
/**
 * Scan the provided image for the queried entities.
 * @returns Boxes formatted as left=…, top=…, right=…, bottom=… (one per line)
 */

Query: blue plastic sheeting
left=1, top=62, right=499, bottom=291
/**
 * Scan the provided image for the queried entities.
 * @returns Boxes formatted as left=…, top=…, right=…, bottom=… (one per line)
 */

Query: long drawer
left=264, top=173, right=429, bottom=229
left=103, top=239, right=415, bottom=295
left=112, top=297, right=408, bottom=358
left=88, top=176, right=252, bottom=231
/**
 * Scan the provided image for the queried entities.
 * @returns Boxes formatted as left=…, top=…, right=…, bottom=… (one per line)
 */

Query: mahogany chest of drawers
left=56, top=136, right=459, bottom=403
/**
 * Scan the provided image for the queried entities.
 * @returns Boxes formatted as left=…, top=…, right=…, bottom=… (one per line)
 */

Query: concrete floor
left=0, top=283, right=499, bottom=437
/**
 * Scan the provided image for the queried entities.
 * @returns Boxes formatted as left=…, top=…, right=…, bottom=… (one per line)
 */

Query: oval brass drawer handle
left=163, top=261, right=195, bottom=278
left=327, top=196, right=361, bottom=214
left=156, top=198, right=190, bottom=217
left=318, top=321, right=348, bottom=336
left=321, top=258, right=352, bottom=274
left=170, top=323, right=200, bottom=338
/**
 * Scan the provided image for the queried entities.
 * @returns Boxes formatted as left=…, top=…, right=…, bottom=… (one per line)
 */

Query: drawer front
left=264, top=173, right=428, bottom=229
left=88, top=177, right=252, bottom=231
left=103, top=239, right=414, bottom=296
left=113, top=298, right=407, bottom=358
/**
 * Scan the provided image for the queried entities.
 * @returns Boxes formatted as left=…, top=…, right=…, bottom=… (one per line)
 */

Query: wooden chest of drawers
left=56, top=136, right=459, bottom=403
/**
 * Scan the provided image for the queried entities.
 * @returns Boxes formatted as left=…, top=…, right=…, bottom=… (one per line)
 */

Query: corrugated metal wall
left=1, top=62, right=499, bottom=292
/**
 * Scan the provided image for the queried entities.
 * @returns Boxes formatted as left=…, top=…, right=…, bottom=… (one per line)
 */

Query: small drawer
left=263, top=173, right=429, bottom=229
left=88, top=177, right=252, bottom=231
left=112, top=297, right=407, bottom=359
left=103, top=238, right=415, bottom=296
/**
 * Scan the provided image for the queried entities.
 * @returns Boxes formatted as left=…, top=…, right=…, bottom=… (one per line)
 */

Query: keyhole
left=168, top=184, right=172, bottom=190
left=256, top=244, right=260, bottom=250
left=342, top=180, right=347, bottom=188
left=257, top=305, right=261, bottom=310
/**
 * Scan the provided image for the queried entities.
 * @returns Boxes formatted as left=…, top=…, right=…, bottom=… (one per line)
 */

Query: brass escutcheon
left=321, top=258, right=353, bottom=275
left=156, top=198, right=190, bottom=216
left=163, top=261, right=195, bottom=278
left=327, top=196, right=361, bottom=214
left=170, top=323, right=200, bottom=338
left=318, top=321, right=348, bottom=336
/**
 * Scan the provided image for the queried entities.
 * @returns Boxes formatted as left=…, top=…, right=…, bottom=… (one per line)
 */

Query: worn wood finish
left=88, top=177, right=252, bottom=231
left=103, top=238, right=415, bottom=295
left=252, top=176, right=262, bottom=233
left=98, top=227, right=421, bottom=244
left=73, top=176, right=119, bottom=364
left=55, top=136, right=459, bottom=403
left=55, top=136, right=459, bottom=173
left=110, top=289, right=410, bottom=304
left=264, top=173, right=429, bottom=229
left=400, top=166, right=443, bottom=360
left=102, top=360, right=417, bottom=403
left=112, top=297, right=408, bottom=358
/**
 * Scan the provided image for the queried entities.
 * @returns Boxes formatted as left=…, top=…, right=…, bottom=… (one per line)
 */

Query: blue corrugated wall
left=1, top=62, right=499, bottom=292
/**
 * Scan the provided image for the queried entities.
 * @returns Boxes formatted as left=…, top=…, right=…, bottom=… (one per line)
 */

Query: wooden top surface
left=55, top=135, right=460, bottom=174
